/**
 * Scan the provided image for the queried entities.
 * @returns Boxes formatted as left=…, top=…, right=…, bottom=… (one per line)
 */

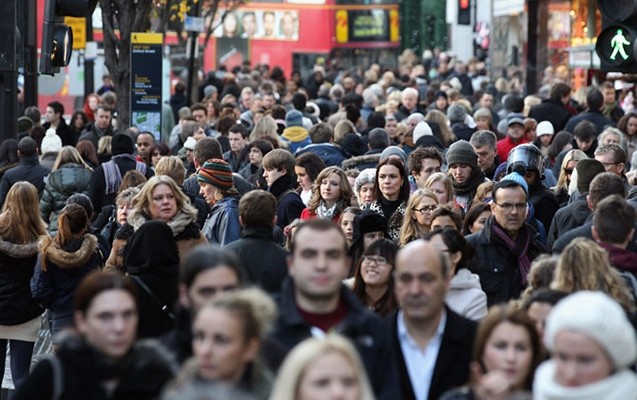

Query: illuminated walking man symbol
left=610, top=29, right=631, bottom=61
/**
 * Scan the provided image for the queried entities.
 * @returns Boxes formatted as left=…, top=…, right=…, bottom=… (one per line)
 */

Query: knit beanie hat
left=197, top=159, right=234, bottom=191
left=536, top=120, right=554, bottom=136
left=355, top=210, right=388, bottom=236
left=413, top=121, right=433, bottom=144
left=544, top=291, right=637, bottom=369
left=285, top=110, right=304, bottom=128
left=473, top=107, right=492, bottom=120
left=575, top=158, right=605, bottom=194
left=183, top=136, right=197, bottom=151
left=447, top=103, right=468, bottom=124
left=380, top=146, right=407, bottom=166
left=446, top=140, right=478, bottom=169
left=41, top=129, right=62, bottom=154
left=501, top=171, right=528, bottom=194
left=111, top=133, right=134, bottom=155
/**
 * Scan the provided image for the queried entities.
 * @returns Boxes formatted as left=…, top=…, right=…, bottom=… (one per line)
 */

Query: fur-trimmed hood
left=40, top=234, right=98, bottom=268
left=0, top=237, right=39, bottom=259
left=128, top=208, right=197, bottom=238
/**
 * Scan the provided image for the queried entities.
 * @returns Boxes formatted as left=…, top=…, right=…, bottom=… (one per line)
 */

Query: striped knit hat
left=197, top=159, right=234, bottom=191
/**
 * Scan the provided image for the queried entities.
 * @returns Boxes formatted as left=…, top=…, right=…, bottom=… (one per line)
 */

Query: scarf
left=102, top=154, right=147, bottom=195
left=316, top=200, right=339, bottom=220
left=451, top=168, right=485, bottom=196
left=491, top=220, right=531, bottom=285
left=534, top=360, right=637, bottom=400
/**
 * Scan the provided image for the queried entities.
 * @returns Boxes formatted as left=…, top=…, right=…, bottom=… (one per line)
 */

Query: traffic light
left=40, top=0, right=97, bottom=75
left=457, top=0, right=471, bottom=26
left=595, top=1, right=637, bottom=73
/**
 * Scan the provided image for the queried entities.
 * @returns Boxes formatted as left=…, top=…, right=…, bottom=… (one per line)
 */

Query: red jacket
left=497, top=136, right=528, bottom=163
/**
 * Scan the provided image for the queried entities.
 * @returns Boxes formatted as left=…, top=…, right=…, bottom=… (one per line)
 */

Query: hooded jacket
left=281, top=126, right=311, bottom=154
left=40, top=164, right=92, bottom=234
left=31, top=234, right=104, bottom=321
left=446, top=269, right=488, bottom=321
left=0, top=237, right=43, bottom=325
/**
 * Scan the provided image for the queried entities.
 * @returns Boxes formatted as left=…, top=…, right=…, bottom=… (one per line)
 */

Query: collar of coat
left=40, top=234, right=97, bottom=268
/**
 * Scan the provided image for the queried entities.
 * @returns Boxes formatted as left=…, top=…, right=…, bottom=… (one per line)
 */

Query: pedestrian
left=31, top=204, right=105, bottom=338
left=269, top=335, right=375, bottom=400
left=534, top=291, right=637, bottom=399
left=398, top=188, right=439, bottom=246
left=15, top=271, right=177, bottom=399
left=300, top=166, right=352, bottom=221
left=0, top=183, right=47, bottom=394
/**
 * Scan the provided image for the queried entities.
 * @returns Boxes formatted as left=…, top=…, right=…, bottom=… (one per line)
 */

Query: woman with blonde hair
left=551, top=238, right=635, bottom=312
left=425, top=109, right=456, bottom=147
left=552, top=149, right=586, bottom=204
left=0, top=183, right=47, bottom=393
left=269, top=335, right=375, bottom=400
left=301, top=166, right=352, bottom=221
left=399, top=189, right=438, bottom=246
left=105, top=175, right=206, bottom=271
left=40, top=146, right=93, bottom=234
left=425, top=172, right=454, bottom=205
left=163, top=287, right=277, bottom=400
left=250, top=115, right=286, bottom=149
left=334, top=119, right=357, bottom=145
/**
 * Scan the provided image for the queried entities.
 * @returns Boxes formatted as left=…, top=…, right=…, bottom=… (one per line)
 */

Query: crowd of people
left=0, top=52, right=637, bottom=399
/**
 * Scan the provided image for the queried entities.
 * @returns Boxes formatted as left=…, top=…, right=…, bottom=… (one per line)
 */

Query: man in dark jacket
left=0, top=137, right=50, bottom=206
left=547, top=159, right=605, bottom=249
left=466, top=180, right=545, bottom=306
left=225, top=190, right=288, bottom=295
left=553, top=173, right=631, bottom=253
left=565, top=88, right=614, bottom=134
left=223, top=123, right=250, bottom=172
left=43, top=101, right=78, bottom=146
left=593, top=195, right=637, bottom=274
left=262, top=149, right=304, bottom=229
left=79, top=105, right=116, bottom=148
left=268, top=219, right=399, bottom=400
left=295, top=122, right=345, bottom=167
left=88, top=134, right=153, bottom=212
left=341, top=128, right=389, bottom=170
left=528, top=82, right=574, bottom=132
left=389, top=239, right=477, bottom=400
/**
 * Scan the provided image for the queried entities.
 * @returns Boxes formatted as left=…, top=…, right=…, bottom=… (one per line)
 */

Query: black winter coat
left=13, top=335, right=176, bottom=400
left=268, top=175, right=304, bottom=229
left=0, top=237, right=43, bottom=325
left=465, top=217, right=545, bottom=306
left=547, top=194, right=590, bottom=249
left=0, top=156, right=50, bottom=206
left=528, top=98, right=574, bottom=132
left=225, top=226, right=289, bottom=295
left=269, top=279, right=400, bottom=400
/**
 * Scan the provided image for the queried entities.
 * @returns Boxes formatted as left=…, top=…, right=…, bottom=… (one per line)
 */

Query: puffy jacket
left=40, top=164, right=92, bottom=234
left=30, top=235, right=105, bottom=322
left=0, top=237, right=43, bottom=325
left=202, top=196, right=241, bottom=246
left=465, top=217, right=545, bottom=306
left=295, top=143, right=345, bottom=167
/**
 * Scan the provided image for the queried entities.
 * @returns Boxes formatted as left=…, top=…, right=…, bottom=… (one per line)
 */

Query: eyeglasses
left=362, top=256, right=389, bottom=266
left=563, top=168, right=573, bottom=175
left=494, top=202, right=528, bottom=213
left=414, top=205, right=437, bottom=213
left=600, top=161, right=619, bottom=168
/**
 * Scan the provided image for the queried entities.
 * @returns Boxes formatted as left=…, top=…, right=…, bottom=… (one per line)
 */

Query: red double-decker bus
left=36, top=0, right=400, bottom=112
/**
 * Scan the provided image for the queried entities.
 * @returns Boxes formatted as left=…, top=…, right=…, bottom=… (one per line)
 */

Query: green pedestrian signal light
left=596, top=0, right=637, bottom=72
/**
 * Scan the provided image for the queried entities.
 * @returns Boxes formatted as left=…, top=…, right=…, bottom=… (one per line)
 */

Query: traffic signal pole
left=0, top=0, right=17, bottom=142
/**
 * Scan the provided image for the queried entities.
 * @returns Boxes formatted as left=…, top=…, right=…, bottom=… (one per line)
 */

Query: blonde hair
left=155, top=156, right=186, bottom=186
left=130, top=175, right=196, bottom=222
left=0, top=182, right=47, bottom=244
left=250, top=115, right=287, bottom=149
left=424, top=172, right=454, bottom=204
left=554, top=149, right=587, bottom=194
left=97, top=135, right=112, bottom=158
left=334, top=120, right=356, bottom=144
left=425, top=110, right=456, bottom=146
left=52, top=146, right=93, bottom=172
left=399, top=189, right=438, bottom=247
left=552, top=238, right=635, bottom=312
left=269, top=335, right=375, bottom=400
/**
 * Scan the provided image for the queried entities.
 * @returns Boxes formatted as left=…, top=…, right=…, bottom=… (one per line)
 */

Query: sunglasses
left=563, top=168, right=573, bottom=175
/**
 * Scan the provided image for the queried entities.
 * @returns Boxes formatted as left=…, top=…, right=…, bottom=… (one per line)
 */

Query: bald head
left=395, top=240, right=450, bottom=323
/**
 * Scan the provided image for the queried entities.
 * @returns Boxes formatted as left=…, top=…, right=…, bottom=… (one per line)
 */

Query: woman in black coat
left=0, top=182, right=47, bottom=393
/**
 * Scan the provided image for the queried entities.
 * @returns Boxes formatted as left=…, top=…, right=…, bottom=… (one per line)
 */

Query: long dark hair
left=373, top=157, right=410, bottom=203
left=423, top=228, right=473, bottom=273
left=352, top=238, right=399, bottom=317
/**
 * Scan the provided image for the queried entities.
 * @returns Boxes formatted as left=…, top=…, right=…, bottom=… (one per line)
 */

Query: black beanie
left=111, top=134, right=134, bottom=155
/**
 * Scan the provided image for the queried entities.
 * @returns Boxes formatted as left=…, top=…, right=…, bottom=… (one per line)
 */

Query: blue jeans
left=0, top=339, right=35, bottom=396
